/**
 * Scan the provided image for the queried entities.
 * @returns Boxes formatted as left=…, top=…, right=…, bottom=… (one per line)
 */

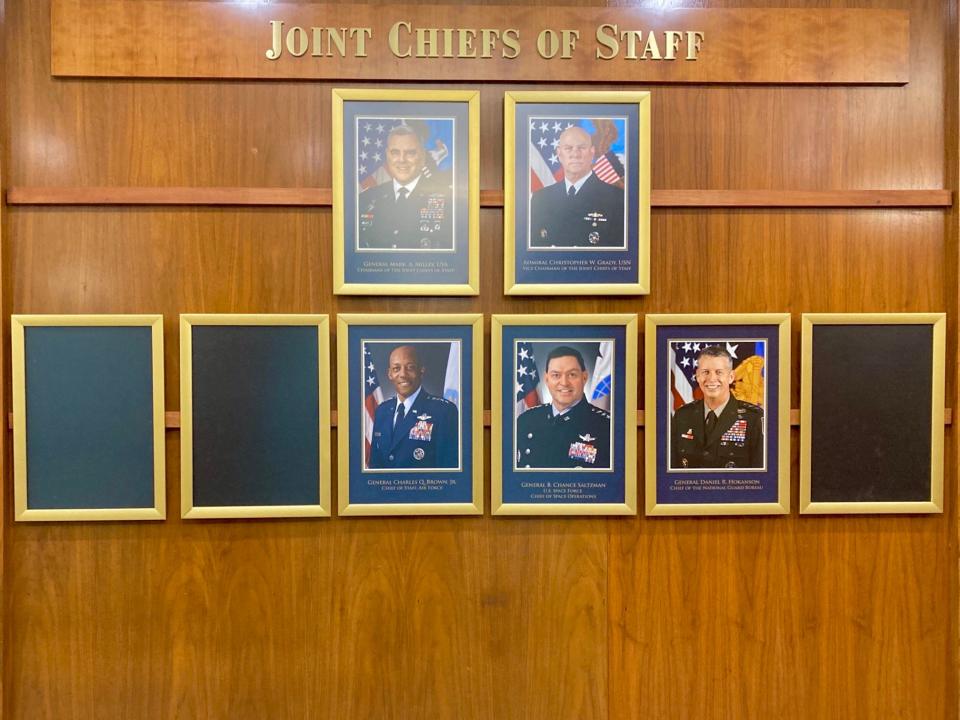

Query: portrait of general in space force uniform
left=357, top=124, right=453, bottom=251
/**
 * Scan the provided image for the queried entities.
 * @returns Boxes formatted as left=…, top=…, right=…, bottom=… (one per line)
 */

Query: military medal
left=588, top=231, right=600, bottom=244
left=568, top=434, right=598, bottom=464
left=413, top=448, right=425, bottom=461
left=584, top=211, right=607, bottom=228
left=720, top=419, right=747, bottom=445
left=681, top=428, right=694, bottom=440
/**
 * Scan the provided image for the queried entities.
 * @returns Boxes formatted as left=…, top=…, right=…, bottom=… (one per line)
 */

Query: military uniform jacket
left=670, top=398, right=764, bottom=469
left=358, top=173, right=453, bottom=250
left=529, top=173, right=625, bottom=248
left=516, top=400, right=612, bottom=469
left=369, top=390, right=459, bottom=469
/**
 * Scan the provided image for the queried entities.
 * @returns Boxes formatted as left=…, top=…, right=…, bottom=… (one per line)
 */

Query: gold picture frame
left=503, top=90, right=651, bottom=296
left=180, top=314, right=332, bottom=519
left=332, top=88, right=480, bottom=296
left=336, top=313, right=484, bottom=516
left=799, top=313, right=945, bottom=514
left=11, top=314, right=166, bottom=521
left=491, top=314, right=638, bottom=515
left=644, top=313, right=791, bottom=516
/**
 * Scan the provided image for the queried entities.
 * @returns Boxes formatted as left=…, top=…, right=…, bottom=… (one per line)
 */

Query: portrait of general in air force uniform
left=365, top=342, right=460, bottom=471
left=670, top=343, right=766, bottom=471
left=356, top=120, right=455, bottom=251
left=515, top=343, right=613, bottom=470
left=528, top=119, right=626, bottom=249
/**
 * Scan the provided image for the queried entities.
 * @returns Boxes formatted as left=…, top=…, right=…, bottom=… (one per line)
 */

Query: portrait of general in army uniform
left=355, top=119, right=455, bottom=252
left=362, top=340, right=461, bottom=472
left=514, top=341, right=614, bottom=471
left=527, top=118, right=627, bottom=250
left=668, top=342, right=767, bottom=472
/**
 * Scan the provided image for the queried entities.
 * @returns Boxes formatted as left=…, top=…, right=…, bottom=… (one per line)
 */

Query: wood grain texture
left=7, top=187, right=952, bottom=208
left=49, top=1, right=909, bottom=85
left=4, top=0, right=957, bottom=719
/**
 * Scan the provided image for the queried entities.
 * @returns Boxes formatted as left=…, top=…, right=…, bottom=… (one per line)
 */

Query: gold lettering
left=327, top=27, right=347, bottom=57
left=595, top=24, right=618, bottom=60
left=686, top=31, right=704, bottom=60
left=502, top=29, right=521, bottom=59
left=620, top=30, right=642, bottom=60
left=389, top=21, right=412, bottom=58
left=664, top=30, right=683, bottom=60
left=641, top=31, right=662, bottom=60
left=351, top=28, right=372, bottom=57
left=416, top=28, right=439, bottom=58
left=442, top=28, right=455, bottom=58
left=480, top=28, right=499, bottom=59
left=311, top=27, right=324, bottom=57
left=458, top=28, right=477, bottom=58
left=560, top=29, right=579, bottom=59
left=537, top=29, right=559, bottom=59
left=286, top=26, right=309, bottom=57
left=266, top=20, right=283, bottom=60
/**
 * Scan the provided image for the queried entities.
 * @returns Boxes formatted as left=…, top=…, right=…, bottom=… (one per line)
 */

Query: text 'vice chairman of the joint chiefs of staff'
left=369, top=344, right=459, bottom=469
left=670, top=345, right=764, bottom=470
left=529, top=125, right=625, bottom=249
left=358, top=125, right=453, bottom=250
left=516, top=346, right=611, bottom=469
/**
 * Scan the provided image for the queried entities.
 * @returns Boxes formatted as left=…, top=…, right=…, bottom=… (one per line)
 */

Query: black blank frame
left=800, top=313, right=945, bottom=514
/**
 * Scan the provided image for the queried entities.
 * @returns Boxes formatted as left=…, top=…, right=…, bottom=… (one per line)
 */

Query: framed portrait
left=11, top=315, right=166, bottom=521
left=503, top=90, right=650, bottom=296
left=332, top=88, right=480, bottom=296
left=644, top=314, right=790, bottom=516
left=491, top=314, right=638, bottom=515
left=180, top=314, right=331, bottom=519
left=800, top=313, right=945, bottom=514
left=336, top=314, right=483, bottom=516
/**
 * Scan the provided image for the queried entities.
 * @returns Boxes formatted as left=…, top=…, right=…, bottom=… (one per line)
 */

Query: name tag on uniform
left=720, top=419, right=748, bottom=445
left=409, top=420, right=434, bottom=441
left=568, top=441, right=597, bottom=464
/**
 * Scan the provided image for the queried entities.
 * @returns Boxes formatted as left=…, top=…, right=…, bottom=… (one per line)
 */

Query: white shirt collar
left=395, top=386, right=422, bottom=418
left=551, top=396, right=583, bottom=417
left=393, top=174, right=422, bottom=199
left=564, top=172, right=593, bottom=195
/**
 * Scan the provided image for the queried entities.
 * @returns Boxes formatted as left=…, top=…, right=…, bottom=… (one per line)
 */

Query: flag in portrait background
left=356, top=117, right=455, bottom=192
left=669, top=340, right=766, bottom=413
left=588, top=341, right=614, bottom=412
left=362, top=344, right=384, bottom=465
left=528, top=117, right=626, bottom=194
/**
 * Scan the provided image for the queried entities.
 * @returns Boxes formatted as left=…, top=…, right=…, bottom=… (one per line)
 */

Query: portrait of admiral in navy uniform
left=670, top=344, right=765, bottom=471
left=515, top=344, right=612, bottom=470
left=528, top=120, right=626, bottom=250
left=366, top=342, right=460, bottom=470
left=356, top=120, right=454, bottom=251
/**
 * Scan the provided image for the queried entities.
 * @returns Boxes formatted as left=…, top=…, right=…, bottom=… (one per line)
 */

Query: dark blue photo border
left=347, top=324, right=474, bottom=505
left=342, top=100, right=470, bottom=286
left=513, top=102, right=640, bottom=287
left=655, top=324, right=781, bottom=505
left=500, top=324, right=627, bottom=505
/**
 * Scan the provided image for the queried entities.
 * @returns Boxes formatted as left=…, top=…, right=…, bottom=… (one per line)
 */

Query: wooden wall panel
left=3, top=0, right=957, bottom=719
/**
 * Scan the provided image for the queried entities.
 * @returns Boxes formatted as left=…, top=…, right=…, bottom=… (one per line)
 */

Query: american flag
left=669, top=340, right=764, bottom=412
left=356, top=117, right=453, bottom=192
left=515, top=341, right=542, bottom=417
left=528, top=118, right=626, bottom=193
left=362, top=344, right=384, bottom=465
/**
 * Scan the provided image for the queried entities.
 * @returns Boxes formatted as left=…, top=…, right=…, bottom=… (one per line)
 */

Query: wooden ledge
left=7, top=409, right=954, bottom=429
left=6, top=188, right=952, bottom=209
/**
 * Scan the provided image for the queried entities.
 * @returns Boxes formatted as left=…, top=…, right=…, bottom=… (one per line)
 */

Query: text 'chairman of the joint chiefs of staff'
left=369, top=344, right=459, bottom=470
left=670, top=345, right=764, bottom=470
left=529, top=125, right=625, bottom=249
left=516, top=346, right=611, bottom=469
left=358, top=125, right=453, bottom=250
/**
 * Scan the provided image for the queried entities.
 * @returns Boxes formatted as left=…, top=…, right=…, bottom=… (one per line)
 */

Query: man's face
left=556, top=127, right=595, bottom=183
left=386, top=345, right=424, bottom=400
left=695, top=355, right=734, bottom=408
left=385, top=132, right=426, bottom=185
left=544, top=355, right=588, bottom=411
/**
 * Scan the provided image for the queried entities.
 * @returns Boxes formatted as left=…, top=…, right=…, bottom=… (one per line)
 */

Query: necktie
left=705, top=410, right=717, bottom=436
left=567, top=185, right=577, bottom=198
left=397, top=187, right=409, bottom=202
left=394, top=403, right=406, bottom=427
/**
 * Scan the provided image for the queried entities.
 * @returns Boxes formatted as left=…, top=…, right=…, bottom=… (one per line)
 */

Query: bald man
left=368, top=344, right=459, bottom=469
left=529, top=125, right=625, bottom=249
